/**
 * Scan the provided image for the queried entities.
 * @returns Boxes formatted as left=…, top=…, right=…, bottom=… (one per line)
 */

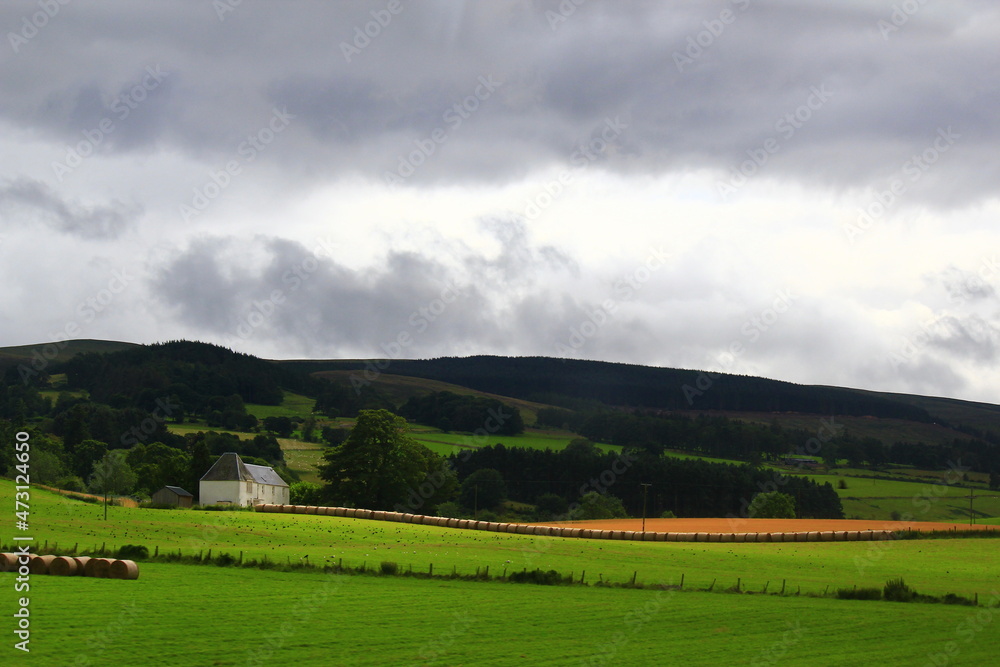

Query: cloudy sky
left=1, top=1, right=999, bottom=402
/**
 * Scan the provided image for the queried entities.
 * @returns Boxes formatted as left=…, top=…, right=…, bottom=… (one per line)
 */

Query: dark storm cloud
left=1, top=1, right=996, bottom=203
left=0, top=178, right=141, bottom=239
left=148, top=224, right=590, bottom=357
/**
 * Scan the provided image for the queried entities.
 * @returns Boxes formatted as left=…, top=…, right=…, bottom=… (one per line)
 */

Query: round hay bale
left=858, top=530, right=874, bottom=541
left=643, top=531, right=658, bottom=542
left=73, top=556, right=92, bottom=574
left=49, top=556, right=79, bottom=577
left=844, top=530, right=859, bottom=541
left=732, top=533, right=746, bottom=543
left=693, top=532, right=708, bottom=542
left=620, top=530, right=636, bottom=540
left=530, top=525, right=548, bottom=536
left=84, top=558, right=113, bottom=578
left=515, top=524, right=531, bottom=534
left=455, top=519, right=471, bottom=529
left=819, top=531, right=835, bottom=542
left=720, top=533, right=735, bottom=543
left=29, top=555, right=56, bottom=575
left=369, top=511, right=386, bottom=521
left=306, top=505, right=319, bottom=515
left=653, top=532, right=668, bottom=542
left=0, top=553, right=19, bottom=572
left=577, top=529, right=593, bottom=539
left=707, top=533, right=722, bottom=543
left=503, top=523, right=519, bottom=533
left=382, top=512, right=402, bottom=523
left=807, top=531, right=821, bottom=542
left=744, top=532, right=759, bottom=543
left=401, top=513, right=417, bottom=523
left=355, top=509, right=374, bottom=520
left=674, top=532, right=694, bottom=542
left=292, top=505, right=307, bottom=514
left=768, top=533, right=782, bottom=543
left=109, top=559, right=140, bottom=580
left=418, top=514, right=436, bottom=525
left=332, top=507, right=347, bottom=517
left=565, top=528, right=582, bottom=539
left=443, top=517, right=459, bottom=528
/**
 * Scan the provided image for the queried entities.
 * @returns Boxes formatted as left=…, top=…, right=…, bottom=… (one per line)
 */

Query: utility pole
left=474, top=484, right=478, bottom=521
left=640, top=483, right=652, bottom=532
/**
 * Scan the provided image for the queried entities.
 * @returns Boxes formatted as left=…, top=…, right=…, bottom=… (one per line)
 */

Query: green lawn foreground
left=8, top=563, right=999, bottom=666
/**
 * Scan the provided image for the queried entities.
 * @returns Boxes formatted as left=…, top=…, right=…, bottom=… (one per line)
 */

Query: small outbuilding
left=151, top=485, right=194, bottom=508
left=199, top=452, right=290, bottom=507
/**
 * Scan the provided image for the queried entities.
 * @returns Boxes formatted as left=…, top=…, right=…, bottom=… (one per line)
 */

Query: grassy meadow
left=12, top=563, right=1000, bottom=666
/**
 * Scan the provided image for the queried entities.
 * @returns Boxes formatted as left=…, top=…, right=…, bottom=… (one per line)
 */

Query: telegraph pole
left=641, top=483, right=652, bottom=532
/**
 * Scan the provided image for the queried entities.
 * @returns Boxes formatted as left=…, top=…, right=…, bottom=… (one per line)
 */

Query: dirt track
left=540, top=518, right=998, bottom=533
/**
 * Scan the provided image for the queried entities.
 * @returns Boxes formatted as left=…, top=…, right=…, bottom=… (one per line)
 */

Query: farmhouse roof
left=200, top=452, right=288, bottom=487
left=163, top=485, right=193, bottom=497
left=245, top=463, right=289, bottom=488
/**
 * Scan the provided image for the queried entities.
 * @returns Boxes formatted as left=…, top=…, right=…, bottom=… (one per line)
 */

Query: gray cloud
left=0, top=178, right=141, bottom=239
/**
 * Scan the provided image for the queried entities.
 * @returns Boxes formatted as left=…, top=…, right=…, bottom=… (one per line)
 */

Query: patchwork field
left=10, top=563, right=999, bottom=666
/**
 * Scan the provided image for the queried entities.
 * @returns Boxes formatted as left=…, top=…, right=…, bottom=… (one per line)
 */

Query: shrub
left=838, top=480, right=848, bottom=489
left=660, top=510, right=677, bottom=519
left=836, top=587, right=882, bottom=601
left=883, top=577, right=915, bottom=602
left=215, top=553, right=236, bottom=567
left=380, top=561, right=399, bottom=575
left=890, top=510, right=902, bottom=521
left=116, top=544, right=149, bottom=560
left=507, top=569, right=571, bottom=585
left=55, top=476, right=86, bottom=493
left=435, top=501, right=463, bottom=518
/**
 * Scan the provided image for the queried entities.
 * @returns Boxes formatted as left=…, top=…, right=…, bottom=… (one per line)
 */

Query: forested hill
left=281, top=356, right=934, bottom=423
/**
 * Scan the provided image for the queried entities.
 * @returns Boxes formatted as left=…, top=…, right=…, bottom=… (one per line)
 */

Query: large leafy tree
left=748, top=491, right=796, bottom=519
left=89, top=450, right=138, bottom=520
left=318, top=409, right=446, bottom=510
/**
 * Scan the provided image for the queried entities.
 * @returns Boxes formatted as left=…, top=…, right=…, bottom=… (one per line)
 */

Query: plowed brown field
left=539, top=518, right=998, bottom=533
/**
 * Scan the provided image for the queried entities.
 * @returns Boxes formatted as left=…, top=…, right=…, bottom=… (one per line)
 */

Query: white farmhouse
left=199, top=452, right=290, bottom=506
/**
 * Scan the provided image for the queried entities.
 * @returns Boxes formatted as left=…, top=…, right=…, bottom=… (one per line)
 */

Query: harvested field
left=539, top=518, right=1000, bottom=533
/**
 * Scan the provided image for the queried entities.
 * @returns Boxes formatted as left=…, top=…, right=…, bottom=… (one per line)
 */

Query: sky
left=1, top=1, right=999, bottom=403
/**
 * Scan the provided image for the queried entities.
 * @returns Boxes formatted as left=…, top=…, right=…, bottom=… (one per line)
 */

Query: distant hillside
left=0, top=339, right=139, bottom=370
left=284, top=356, right=1000, bottom=446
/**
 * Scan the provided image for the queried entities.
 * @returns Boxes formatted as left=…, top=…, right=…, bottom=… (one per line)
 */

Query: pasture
left=11, top=563, right=1000, bottom=666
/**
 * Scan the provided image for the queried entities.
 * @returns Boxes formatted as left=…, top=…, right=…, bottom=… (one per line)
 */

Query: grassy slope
left=12, top=480, right=1000, bottom=598
left=15, top=563, right=999, bottom=667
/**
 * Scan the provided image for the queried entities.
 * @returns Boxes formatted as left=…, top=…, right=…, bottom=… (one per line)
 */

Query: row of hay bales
left=0, top=553, right=139, bottom=579
left=254, top=505, right=896, bottom=543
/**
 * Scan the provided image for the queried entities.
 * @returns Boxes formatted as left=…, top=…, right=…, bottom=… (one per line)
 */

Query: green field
left=12, top=480, right=1000, bottom=598
left=246, top=391, right=317, bottom=419
left=10, top=563, right=999, bottom=666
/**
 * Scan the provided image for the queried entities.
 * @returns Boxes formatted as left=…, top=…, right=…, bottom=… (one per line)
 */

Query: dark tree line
left=448, top=443, right=844, bottom=519
left=305, top=356, right=934, bottom=422
left=398, top=391, right=524, bottom=435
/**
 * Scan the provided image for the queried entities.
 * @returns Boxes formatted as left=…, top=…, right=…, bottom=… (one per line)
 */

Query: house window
left=246, top=481, right=252, bottom=494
